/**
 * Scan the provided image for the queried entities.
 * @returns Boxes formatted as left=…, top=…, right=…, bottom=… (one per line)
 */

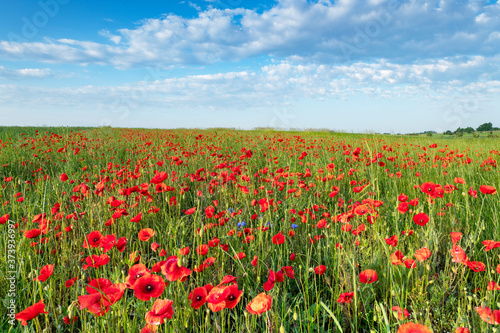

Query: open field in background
left=0, top=126, right=499, bottom=332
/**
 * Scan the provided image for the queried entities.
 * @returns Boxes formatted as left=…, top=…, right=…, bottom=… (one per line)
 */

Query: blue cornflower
left=291, top=224, right=298, bottom=229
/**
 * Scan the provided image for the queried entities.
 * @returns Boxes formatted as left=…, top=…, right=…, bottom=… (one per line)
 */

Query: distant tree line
left=444, top=122, right=499, bottom=135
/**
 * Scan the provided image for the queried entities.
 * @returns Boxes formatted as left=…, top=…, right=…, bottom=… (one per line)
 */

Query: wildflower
left=246, top=293, right=272, bottom=315
left=359, top=269, right=377, bottom=284
left=397, top=322, right=433, bottom=333
left=134, top=275, right=166, bottom=301
left=15, top=300, right=49, bottom=326
left=145, top=299, right=174, bottom=325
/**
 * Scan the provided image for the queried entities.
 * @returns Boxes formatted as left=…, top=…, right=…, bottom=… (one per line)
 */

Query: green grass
left=1, top=127, right=499, bottom=332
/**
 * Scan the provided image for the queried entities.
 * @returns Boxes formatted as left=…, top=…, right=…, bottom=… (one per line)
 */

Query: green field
left=1, top=127, right=499, bottom=332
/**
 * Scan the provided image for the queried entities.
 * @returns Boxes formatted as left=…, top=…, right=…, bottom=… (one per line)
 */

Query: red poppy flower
left=82, top=254, right=110, bottom=270
left=224, top=284, right=243, bottom=309
left=263, top=280, right=275, bottom=291
left=111, top=208, right=128, bottom=219
left=196, top=244, right=209, bottom=256
left=216, top=275, right=238, bottom=287
left=161, top=256, right=192, bottom=282
left=60, top=173, right=69, bottom=182
left=246, top=293, right=272, bottom=315
left=206, top=286, right=230, bottom=304
left=126, top=263, right=151, bottom=288
left=455, top=328, right=469, bottom=333
left=487, top=281, right=500, bottom=291
left=83, top=230, right=103, bottom=249
left=205, top=206, right=215, bottom=218
left=384, top=235, right=398, bottom=247
left=79, top=278, right=126, bottom=317
left=475, top=306, right=500, bottom=325
left=234, top=252, right=246, bottom=260
left=130, top=212, right=142, bottom=223
left=450, top=245, right=468, bottom=264
left=151, top=242, right=160, bottom=252
left=281, top=266, right=295, bottom=279
left=391, top=306, right=409, bottom=320
left=203, top=257, right=216, bottom=268
left=145, top=299, right=174, bottom=325
left=397, top=202, right=409, bottom=214
left=116, top=237, right=127, bottom=252
left=251, top=255, right=258, bottom=266
left=63, top=316, right=78, bottom=324
left=138, top=228, right=155, bottom=241
left=414, top=247, right=432, bottom=262
left=337, top=292, right=354, bottom=303
left=99, top=234, right=116, bottom=252
left=15, top=300, right=49, bottom=326
left=140, top=324, right=158, bottom=333
left=34, top=264, right=54, bottom=282
left=404, top=259, right=416, bottom=268
left=482, top=240, right=500, bottom=251
left=134, top=275, right=166, bottom=301
left=185, top=207, right=197, bottom=215
left=467, top=261, right=486, bottom=272
left=413, top=213, right=429, bottom=226
left=397, top=322, right=432, bottom=333
left=354, top=204, right=369, bottom=216
left=359, top=269, right=377, bottom=284
left=0, top=214, right=9, bottom=224
left=398, top=193, right=409, bottom=202
left=24, top=228, right=42, bottom=239
left=188, top=287, right=208, bottom=309
left=450, top=232, right=462, bottom=245
left=206, top=286, right=230, bottom=312
left=207, top=238, right=220, bottom=247
left=314, top=265, right=326, bottom=275
left=391, top=250, right=404, bottom=266
left=420, top=182, right=436, bottom=195
left=272, top=232, right=285, bottom=245
left=480, top=185, right=497, bottom=195
left=65, top=277, right=78, bottom=288
left=150, top=171, right=168, bottom=184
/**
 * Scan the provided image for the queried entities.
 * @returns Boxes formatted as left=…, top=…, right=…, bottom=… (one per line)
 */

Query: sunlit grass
left=0, top=127, right=499, bottom=332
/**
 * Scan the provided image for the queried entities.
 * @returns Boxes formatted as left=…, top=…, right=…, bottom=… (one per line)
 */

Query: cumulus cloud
left=0, top=0, right=499, bottom=68
left=1, top=56, right=498, bottom=112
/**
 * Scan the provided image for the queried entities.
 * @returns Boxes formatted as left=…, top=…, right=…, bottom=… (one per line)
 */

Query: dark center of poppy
left=93, top=238, right=99, bottom=243
left=227, top=294, right=235, bottom=301
left=145, top=284, right=153, bottom=292
left=135, top=273, right=142, bottom=279
left=195, top=295, right=202, bottom=301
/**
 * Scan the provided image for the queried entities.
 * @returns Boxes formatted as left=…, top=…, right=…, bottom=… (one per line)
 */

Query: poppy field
left=1, top=126, right=499, bottom=332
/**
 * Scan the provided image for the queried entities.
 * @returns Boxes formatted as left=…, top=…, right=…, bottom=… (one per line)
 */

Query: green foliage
left=476, top=122, right=493, bottom=132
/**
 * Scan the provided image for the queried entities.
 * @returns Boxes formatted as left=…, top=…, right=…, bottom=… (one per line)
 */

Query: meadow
left=0, top=126, right=499, bottom=333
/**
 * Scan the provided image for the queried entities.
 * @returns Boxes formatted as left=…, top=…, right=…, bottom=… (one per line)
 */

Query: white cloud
left=0, top=0, right=499, bottom=68
left=1, top=56, right=498, bottom=112
left=0, top=66, right=51, bottom=79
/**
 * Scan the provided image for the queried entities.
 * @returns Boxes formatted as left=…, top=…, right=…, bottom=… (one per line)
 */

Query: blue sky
left=0, top=0, right=499, bottom=133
